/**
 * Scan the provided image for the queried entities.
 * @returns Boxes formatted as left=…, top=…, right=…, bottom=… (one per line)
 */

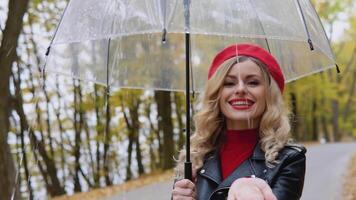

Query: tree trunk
left=73, top=79, right=82, bottom=192
left=343, top=69, right=356, bottom=121
left=13, top=72, right=65, bottom=197
left=27, top=10, right=56, bottom=158
left=0, top=0, right=29, bottom=199
left=320, top=97, right=331, bottom=142
left=121, top=92, right=145, bottom=179
left=14, top=134, right=22, bottom=199
left=123, top=109, right=134, bottom=181
left=24, top=61, right=66, bottom=196
left=331, top=60, right=342, bottom=141
left=13, top=66, right=34, bottom=200
left=54, top=75, right=67, bottom=183
left=154, top=91, right=174, bottom=170
left=126, top=135, right=134, bottom=181
left=289, top=92, right=300, bottom=140
left=103, top=87, right=112, bottom=186
left=134, top=128, right=145, bottom=175
left=144, top=97, right=159, bottom=171
left=174, top=93, right=185, bottom=152
left=317, top=73, right=330, bottom=142
left=128, top=100, right=144, bottom=176
left=44, top=79, right=55, bottom=157
left=312, top=98, right=318, bottom=141
left=83, top=114, right=95, bottom=186
left=94, top=84, right=103, bottom=186
left=332, top=100, right=340, bottom=141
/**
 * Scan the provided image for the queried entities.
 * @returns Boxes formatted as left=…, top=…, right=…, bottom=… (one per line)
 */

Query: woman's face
left=219, top=59, right=267, bottom=130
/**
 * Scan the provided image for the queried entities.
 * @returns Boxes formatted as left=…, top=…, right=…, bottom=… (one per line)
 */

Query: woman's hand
left=172, top=179, right=196, bottom=200
left=227, top=177, right=277, bottom=200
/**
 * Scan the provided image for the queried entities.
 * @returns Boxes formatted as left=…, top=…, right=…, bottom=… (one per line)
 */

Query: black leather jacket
left=196, top=143, right=306, bottom=200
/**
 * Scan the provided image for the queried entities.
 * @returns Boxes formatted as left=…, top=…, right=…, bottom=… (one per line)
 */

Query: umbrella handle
left=184, top=0, right=192, bottom=182
left=184, top=161, right=192, bottom=181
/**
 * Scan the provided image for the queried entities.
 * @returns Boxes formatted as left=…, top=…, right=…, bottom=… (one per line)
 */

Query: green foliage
left=312, top=0, right=352, bottom=21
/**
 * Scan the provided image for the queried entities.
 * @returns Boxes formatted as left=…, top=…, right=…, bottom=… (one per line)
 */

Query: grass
left=343, top=153, right=356, bottom=200
left=51, top=170, right=174, bottom=200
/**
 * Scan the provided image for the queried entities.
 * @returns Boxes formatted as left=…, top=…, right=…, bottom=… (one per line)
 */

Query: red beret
left=208, top=43, right=285, bottom=93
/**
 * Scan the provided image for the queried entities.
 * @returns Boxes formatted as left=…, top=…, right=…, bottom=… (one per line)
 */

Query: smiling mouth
left=229, top=99, right=254, bottom=110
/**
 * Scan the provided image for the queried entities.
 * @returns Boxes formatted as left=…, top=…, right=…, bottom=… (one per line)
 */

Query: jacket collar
left=198, top=143, right=266, bottom=187
left=218, top=159, right=253, bottom=188
left=251, top=142, right=266, bottom=160
left=198, top=151, right=222, bottom=185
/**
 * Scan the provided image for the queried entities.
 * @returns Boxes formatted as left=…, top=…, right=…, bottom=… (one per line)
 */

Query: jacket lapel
left=250, top=143, right=266, bottom=161
left=218, top=143, right=266, bottom=188
left=217, top=159, right=253, bottom=188
left=198, top=151, right=222, bottom=185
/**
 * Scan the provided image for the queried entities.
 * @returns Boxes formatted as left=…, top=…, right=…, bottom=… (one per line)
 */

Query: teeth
left=231, top=101, right=249, bottom=106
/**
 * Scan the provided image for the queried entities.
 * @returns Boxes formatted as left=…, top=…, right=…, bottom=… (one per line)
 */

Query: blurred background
left=0, top=0, right=355, bottom=199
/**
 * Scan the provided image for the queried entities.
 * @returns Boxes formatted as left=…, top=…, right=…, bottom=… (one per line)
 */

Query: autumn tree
left=0, top=0, right=29, bottom=199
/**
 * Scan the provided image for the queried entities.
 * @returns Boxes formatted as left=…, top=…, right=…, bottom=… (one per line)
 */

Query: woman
left=172, top=43, right=306, bottom=200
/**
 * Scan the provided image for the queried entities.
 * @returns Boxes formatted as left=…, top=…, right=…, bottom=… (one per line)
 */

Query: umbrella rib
left=160, top=0, right=167, bottom=42
left=161, top=0, right=167, bottom=27
left=306, top=0, right=338, bottom=73
left=45, top=0, right=71, bottom=56
left=106, top=38, right=111, bottom=88
left=295, top=0, right=314, bottom=51
left=42, top=0, right=71, bottom=84
left=248, top=0, right=271, bottom=53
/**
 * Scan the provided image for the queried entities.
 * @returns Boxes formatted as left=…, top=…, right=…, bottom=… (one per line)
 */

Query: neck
left=226, top=119, right=260, bottom=130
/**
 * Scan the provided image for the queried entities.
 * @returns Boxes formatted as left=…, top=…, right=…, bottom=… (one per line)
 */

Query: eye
left=223, top=81, right=235, bottom=87
left=246, top=80, right=260, bottom=86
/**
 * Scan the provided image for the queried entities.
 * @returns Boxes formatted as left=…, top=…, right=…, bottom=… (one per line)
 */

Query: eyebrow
left=225, top=74, right=262, bottom=79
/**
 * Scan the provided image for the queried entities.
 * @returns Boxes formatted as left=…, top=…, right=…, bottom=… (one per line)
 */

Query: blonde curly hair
left=175, top=56, right=291, bottom=178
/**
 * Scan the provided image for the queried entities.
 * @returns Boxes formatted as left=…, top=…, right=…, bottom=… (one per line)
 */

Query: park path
left=302, top=142, right=356, bottom=200
left=105, top=142, right=356, bottom=200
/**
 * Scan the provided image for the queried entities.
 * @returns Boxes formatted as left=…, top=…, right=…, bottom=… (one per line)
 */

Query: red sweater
left=219, top=129, right=259, bottom=180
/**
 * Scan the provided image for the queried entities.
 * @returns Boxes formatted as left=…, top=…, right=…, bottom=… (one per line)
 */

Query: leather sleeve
left=271, top=151, right=306, bottom=200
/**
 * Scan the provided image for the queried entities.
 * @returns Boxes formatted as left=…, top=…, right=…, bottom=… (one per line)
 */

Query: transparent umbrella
left=45, top=0, right=337, bottom=179
left=46, top=0, right=336, bottom=91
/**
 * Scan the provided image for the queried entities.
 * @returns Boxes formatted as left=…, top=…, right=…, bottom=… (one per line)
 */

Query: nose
left=234, top=81, right=247, bottom=95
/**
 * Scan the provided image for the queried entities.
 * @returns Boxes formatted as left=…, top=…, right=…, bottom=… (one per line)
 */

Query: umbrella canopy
left=46, top=0, right=336, bottom=92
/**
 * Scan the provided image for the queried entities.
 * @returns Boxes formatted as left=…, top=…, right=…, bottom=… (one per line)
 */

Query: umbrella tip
left=308, top=39, right=314, bottom=51
left=336, top=64, right=341, bottom=73
left=45, top=46, right=51, bottom=56
left=162, top=28, right=167, bottom=43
